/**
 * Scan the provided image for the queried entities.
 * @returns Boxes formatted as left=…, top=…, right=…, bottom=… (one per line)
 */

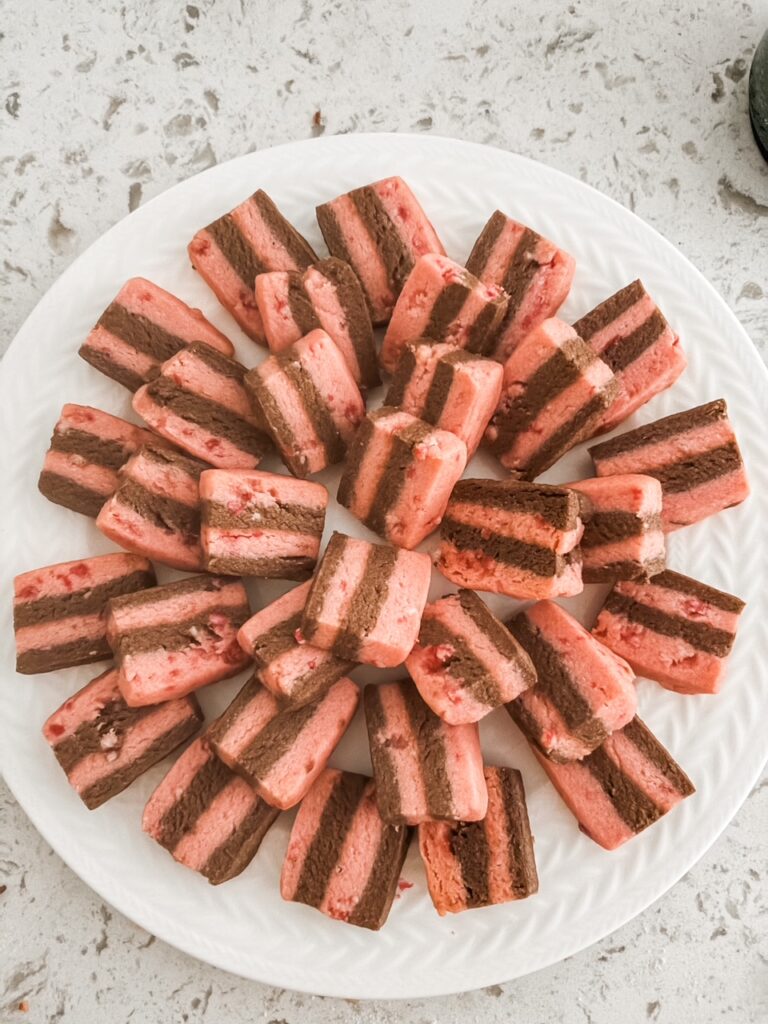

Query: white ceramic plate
left=1, top=134, right=766, bottom=1000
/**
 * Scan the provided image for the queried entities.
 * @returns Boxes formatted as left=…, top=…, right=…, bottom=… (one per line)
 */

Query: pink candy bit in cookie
left=38, top=403, right=167, bottom=519
left=188, top=189, right=317, bottom=343
left=142, top=736, right=279, bottom=885
left=337, top=407, right=467, bottom=550
left=405, top=589, right=536, bottom=725
left=280, top=768, right=410, bottom=930
left=592, top=569, right=745, bottom=696
left=589, top=399, right=750, bottom=532
left=96, top=445, right=207, bottom=573
left=435, top=478, right=584, bottom=600
left=379, top=253, right=508, bottom=374
left=255, top=257, right=379, bottom=389
left=419, top=765, right=538, bottom=915
left=200, top=468, right=328, bottom=580
left=316, top=175, right=445, bottom=325
left=43, top=667, right=203, bottom=810
left=485, top=317, right=618, bottom=480
left=132, top=343, right=271, bottom=470
left=237, top=581, right=355, bottom=709
left=507, top=600, right=637, bottom=763
left=79, top=276, right=233, bottom=392
left=533, top=716, right=695, bottom=850
left=301, top=531, right=432, bottom=668
left=207, top=675, right=359, bottom=810
left=574, top=279, right=686, bottom=433
left=465, top=210, right=575, bottom=362
left=566, top=474, right=666, bottom=583
left=385, top=341, right=503, bottom=457
left=14, top=553, right=156, bottom=675
left=244, top=328, right=365, bottom=478
left=364, top=678, right=488, bottom=825
left=106, top=574, right=251, bottom=707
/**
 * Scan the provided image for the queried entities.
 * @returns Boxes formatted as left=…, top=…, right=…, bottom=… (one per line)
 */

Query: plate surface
left=1, top=133, right=766, bottom=999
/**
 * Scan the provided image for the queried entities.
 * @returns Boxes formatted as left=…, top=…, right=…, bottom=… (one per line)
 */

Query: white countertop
left=2, top=2, right=767, bottom=1021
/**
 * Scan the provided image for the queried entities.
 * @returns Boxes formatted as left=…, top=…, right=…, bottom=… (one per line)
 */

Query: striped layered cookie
left=244, top=328, right=365, bottom=478
left=38, top=403, right=165, bottom=518
left=200, top=468, right=328, bottom=579
left=316, top=175, right=445, bottom=324
left=364, top=679, right=488, bottom=825
left=302, top=532, right=432, bottom=667
left=385, top=342, right=504, bottom=456
left=507, top=601, right=637, bottom=762
left=43, top=667, right=203, bottom=809
left=106, top=575, right=251, bottom=706
left=96, top=445, right=206, bottom=572
left=281, top=769, right=410, bottom=930
left=237, top=581, right=355, bottom=708
left=574, top=279, right=686, bottom=432
left=419, top=766, right=538, bottom=915
left=188, top=189, right=317, bottom=342
left=337, top=408, right=467, bottom=549
left=466, top=210, right=576, bottom=362
left=435, top=479, right=585, bottom=600
left=254, top=257, right=379, bottom=388
left=592, top=570, right=745, bottom=695
left=485, top=317, right=617, bottom=478
left=14, top=553, right=155, bottom=675
left=208, top=675, right=359, bottom=809
left=143, top=736, right=280, bottom=884
left=380, top=254, right=508, bottom=373
left=79, top=277, right=233, bottom=391
left=533, top=716, right=695, bottom=850
left=133, top=343, right=271, bottom=469
left=589, top=399, right=750, bottom=532
left=405, top=590, right=536, bottom=725
left=567, top=474, right=666, bottom=582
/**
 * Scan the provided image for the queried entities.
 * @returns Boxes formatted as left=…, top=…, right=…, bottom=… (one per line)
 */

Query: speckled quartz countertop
left=2, top=2, right=767, bottom=1021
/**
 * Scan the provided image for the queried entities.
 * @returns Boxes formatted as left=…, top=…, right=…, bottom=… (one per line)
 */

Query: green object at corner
left=749, top=30, right=768, bottom=161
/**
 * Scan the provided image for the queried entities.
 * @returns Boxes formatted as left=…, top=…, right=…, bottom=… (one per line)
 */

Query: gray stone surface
left=1, top=1, right=767, bottom=1020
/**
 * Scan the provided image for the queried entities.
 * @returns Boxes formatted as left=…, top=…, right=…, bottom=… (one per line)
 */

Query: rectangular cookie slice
left=567, top=474, right=666, bottom=582
left=43, top=667, right=203, bottom=809
left=507, top=600, right=637, bottom=762
left=207, top=675, right=359, bottom=809
left=280, top=768, right=410, bottom=930
left=380, top=253, right=508, bottom=373
left=38, top=403, right=165, bottom=518
left=405, top=590, right=536, bottom=725
left=237, top=581, right=355, bottom=708
left=316, top=175, right=445, bottom=324
left=485, top=317, right=617, bottom=479
left=106, top=574, right=251, bottom=706
left=592, top=570, right=745, bottom=695
left=533, top=716, right=695, bottom=850
left=301, top=532, right=431, bottom=667
left=466, top=210, right=575, bottom=362
left=79, top=277, right=233, bottom=391
left=142, top=736, right=280, bottom=884
left=14, top=553, right=156, bottom=675
left=254, top=257, right=380, bottom=388
left=337, top=408, right=467, bottom=549
left=188, top=189, right=317, bottom=342
left=573, top=279, right=686, bottom=432
left=244, top=328, right=365, bottom=478
left=133, top=343, right=271, bottom=469
left=434, top=479, right=584, bottom=600
left=200, top=468, right=328, bottom=579
left=588, top=399, right=750, bottom=532
left=384, top=342, right=504, bottom=457
left=96, top=445, right=206, bottom=572
left=419, top=766, right=538, bottom=914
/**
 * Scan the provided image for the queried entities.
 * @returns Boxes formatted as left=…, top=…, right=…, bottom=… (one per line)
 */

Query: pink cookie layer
left=117, top=277, right=233, bottom=354
left=301, top=264, right=369, bottom=385
left=254, top=272, right=302, bottom=351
